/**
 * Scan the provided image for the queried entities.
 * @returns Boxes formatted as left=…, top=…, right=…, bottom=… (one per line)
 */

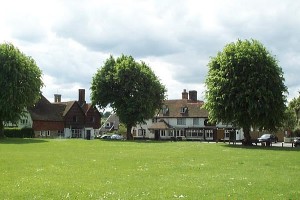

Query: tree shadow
left=0, top=138, right=49, bottom=144
left=223, top=143, right=300, bottom=152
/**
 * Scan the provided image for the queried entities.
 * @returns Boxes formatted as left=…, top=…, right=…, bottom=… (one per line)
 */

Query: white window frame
left=193, top=118, right=199, bottom=125
left=177, top=118, right=186, bottom=125
left=180, top=107, right=188, bottom=113
left=205, top=129, right=214, bottom=139
left=138, top=129, right=146, bottom=136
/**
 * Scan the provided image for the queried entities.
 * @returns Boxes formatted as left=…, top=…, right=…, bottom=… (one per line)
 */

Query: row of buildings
left=5, top=89, right=101, bottom=139
left=6, top=88, right=244, bottom=141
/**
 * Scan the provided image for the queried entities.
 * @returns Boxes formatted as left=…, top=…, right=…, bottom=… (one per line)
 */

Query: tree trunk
left=242, top=126, right=252, bottom=146
left=0, top=120, right=4, bottom=138
left=126, top=125, right=133, bottom=140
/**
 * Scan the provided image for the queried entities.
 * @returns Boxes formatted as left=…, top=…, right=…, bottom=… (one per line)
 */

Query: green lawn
left=0, top=138, right=299, bottom=199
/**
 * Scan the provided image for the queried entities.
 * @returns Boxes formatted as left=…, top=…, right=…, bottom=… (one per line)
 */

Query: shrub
left=4, top=128, right=34, bottom=138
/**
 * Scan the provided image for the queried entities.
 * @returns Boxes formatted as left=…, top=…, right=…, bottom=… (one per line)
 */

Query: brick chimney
left=189, top=90, right=197, bottom=102
left=54, top=94, right=61, bottom=103
left=78, top=89, right=86, bottom=106
left=182, top=89, right=188, bottom=100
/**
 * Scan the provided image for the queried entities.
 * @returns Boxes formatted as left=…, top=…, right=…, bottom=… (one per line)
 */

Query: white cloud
left=1, top=0, right=300, bottom=103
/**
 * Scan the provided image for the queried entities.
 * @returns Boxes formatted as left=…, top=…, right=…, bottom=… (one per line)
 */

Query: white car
left=110, top=134, right=124, bottom=140
left=100, top=134, right=111, bottom=139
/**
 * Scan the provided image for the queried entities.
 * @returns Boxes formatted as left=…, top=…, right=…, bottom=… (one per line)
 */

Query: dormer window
left=180, top=107, right=188, bottom=113
left=162, top=106, right=169, bottom=115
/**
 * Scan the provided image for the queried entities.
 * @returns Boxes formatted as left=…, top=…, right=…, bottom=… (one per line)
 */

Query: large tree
left=0, top=43, right=43, bottom=138
left=91, top=55, right=166, bottom=139
left=204, top=39, right=287, bottom=145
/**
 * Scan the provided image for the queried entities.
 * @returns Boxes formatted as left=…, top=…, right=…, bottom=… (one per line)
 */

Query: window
left=152, top=118, right=158, bottom=123
left=192, top=130, right=197, bottom=137
left=174, top=130, right=182, bottom=137
left=168, top=131, right=173, bottom=137
left=177, top=118, right=186, bottom=125
left=160, top=130, right=165, bottom=136
left=72, top=129, right=81, bottom=138
left=138, top=129, right=146, bottom=136
left=47, top=130, right=51, bottom=136
left=180, top=107, right=188, bottom=113
left=198, top=129, right=204, bottom=137
left=162, top=106, right=169, bottom=115
left=205, top=129, right=214, bottom=138
left=225, top=130, right=230, bottom=138
left=193, top=118, right=199, bottom=125
left=105, top=122, right=111, bottom=128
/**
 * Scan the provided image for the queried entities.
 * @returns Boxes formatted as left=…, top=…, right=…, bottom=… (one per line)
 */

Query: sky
left=1, top=0, right=300, bottom=106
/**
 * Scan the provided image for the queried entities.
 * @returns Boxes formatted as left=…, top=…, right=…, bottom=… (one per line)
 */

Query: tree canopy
left=288, top=94, right=300, bottom=123
left=0, top=43, right=43, bottom=137
left=91, top=55, right=166, bottom=139
left=204, top=39, right=287, bottom=144
left=286, top=94, right=300, bottom=130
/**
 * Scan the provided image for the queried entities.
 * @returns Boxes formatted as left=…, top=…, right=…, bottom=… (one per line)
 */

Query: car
left=110, top=134, right=124, bottom=140
left=294, top=138, right=300, bottom=147
left=100, top=134, right=111, bottom=139
left=257, top=134, right=278, bottom=143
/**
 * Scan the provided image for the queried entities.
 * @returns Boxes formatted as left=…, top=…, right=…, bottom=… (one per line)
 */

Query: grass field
left=0, top=138, right=299, bottom=199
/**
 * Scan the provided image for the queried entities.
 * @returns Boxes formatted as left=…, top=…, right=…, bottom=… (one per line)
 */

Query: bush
left=4, top=128, right=34, bottom=138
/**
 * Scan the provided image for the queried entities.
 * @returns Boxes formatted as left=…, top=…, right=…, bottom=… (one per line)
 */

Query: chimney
left=54, top=94, right=61, bottom=103
left=189, top=90, right=197, bottom=102
left=78, top=89, right=86, bottom=106
left=182, top=89, right=188, bottom=100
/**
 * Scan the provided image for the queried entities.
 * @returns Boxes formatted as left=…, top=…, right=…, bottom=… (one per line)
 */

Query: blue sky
left=1, top=0, right=300, bottom=105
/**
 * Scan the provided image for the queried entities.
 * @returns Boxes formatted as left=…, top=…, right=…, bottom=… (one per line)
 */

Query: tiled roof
left=148, top=119, right=172, bottom=130
left=158, top=99, right=208, bottom=118
left=28, top=95, right=66, bottom=121
left=82, top=103, right=93, bottom=114
left=29, top=93, right=100, bottom=123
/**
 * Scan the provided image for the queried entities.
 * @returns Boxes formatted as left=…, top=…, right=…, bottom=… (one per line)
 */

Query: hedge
left=4, top=128, right=35, bottom=138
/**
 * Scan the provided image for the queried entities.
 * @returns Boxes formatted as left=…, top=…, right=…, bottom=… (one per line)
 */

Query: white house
left=132, top=89, right=243, bottom=141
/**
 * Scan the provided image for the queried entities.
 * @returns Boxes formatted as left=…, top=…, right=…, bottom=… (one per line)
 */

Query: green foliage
left=118, top=123, right=127, bottom=134
left=293, top=127, right=300, bottom=137
left=0, top=139, right=299, bottom=199
left=288, top=95, right=300, bottom=125
left=91, top=55, right=166, bottom=138
left=0, top=43, right=43, bottom=137
left=282, top=107, right=297, bottom=131
left=205, top=39, right=287, bottom=134
left=4, top=128, right=34, bottom=138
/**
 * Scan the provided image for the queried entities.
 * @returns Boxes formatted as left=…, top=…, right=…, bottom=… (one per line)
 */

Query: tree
left=282, top=107, right=297, bottom=133
left=0, top=43, right=43, bottom=138
left=204, top=39, right=287, bottom=145
left=288, top=94, right=300, bottom=126
left=91, top=55, right=166, bottom=139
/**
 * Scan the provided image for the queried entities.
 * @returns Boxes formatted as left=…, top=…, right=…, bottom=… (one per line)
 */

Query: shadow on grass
left=223, top=143, right=300, bottom=152
left=0, top=138, right=49, bottom=144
